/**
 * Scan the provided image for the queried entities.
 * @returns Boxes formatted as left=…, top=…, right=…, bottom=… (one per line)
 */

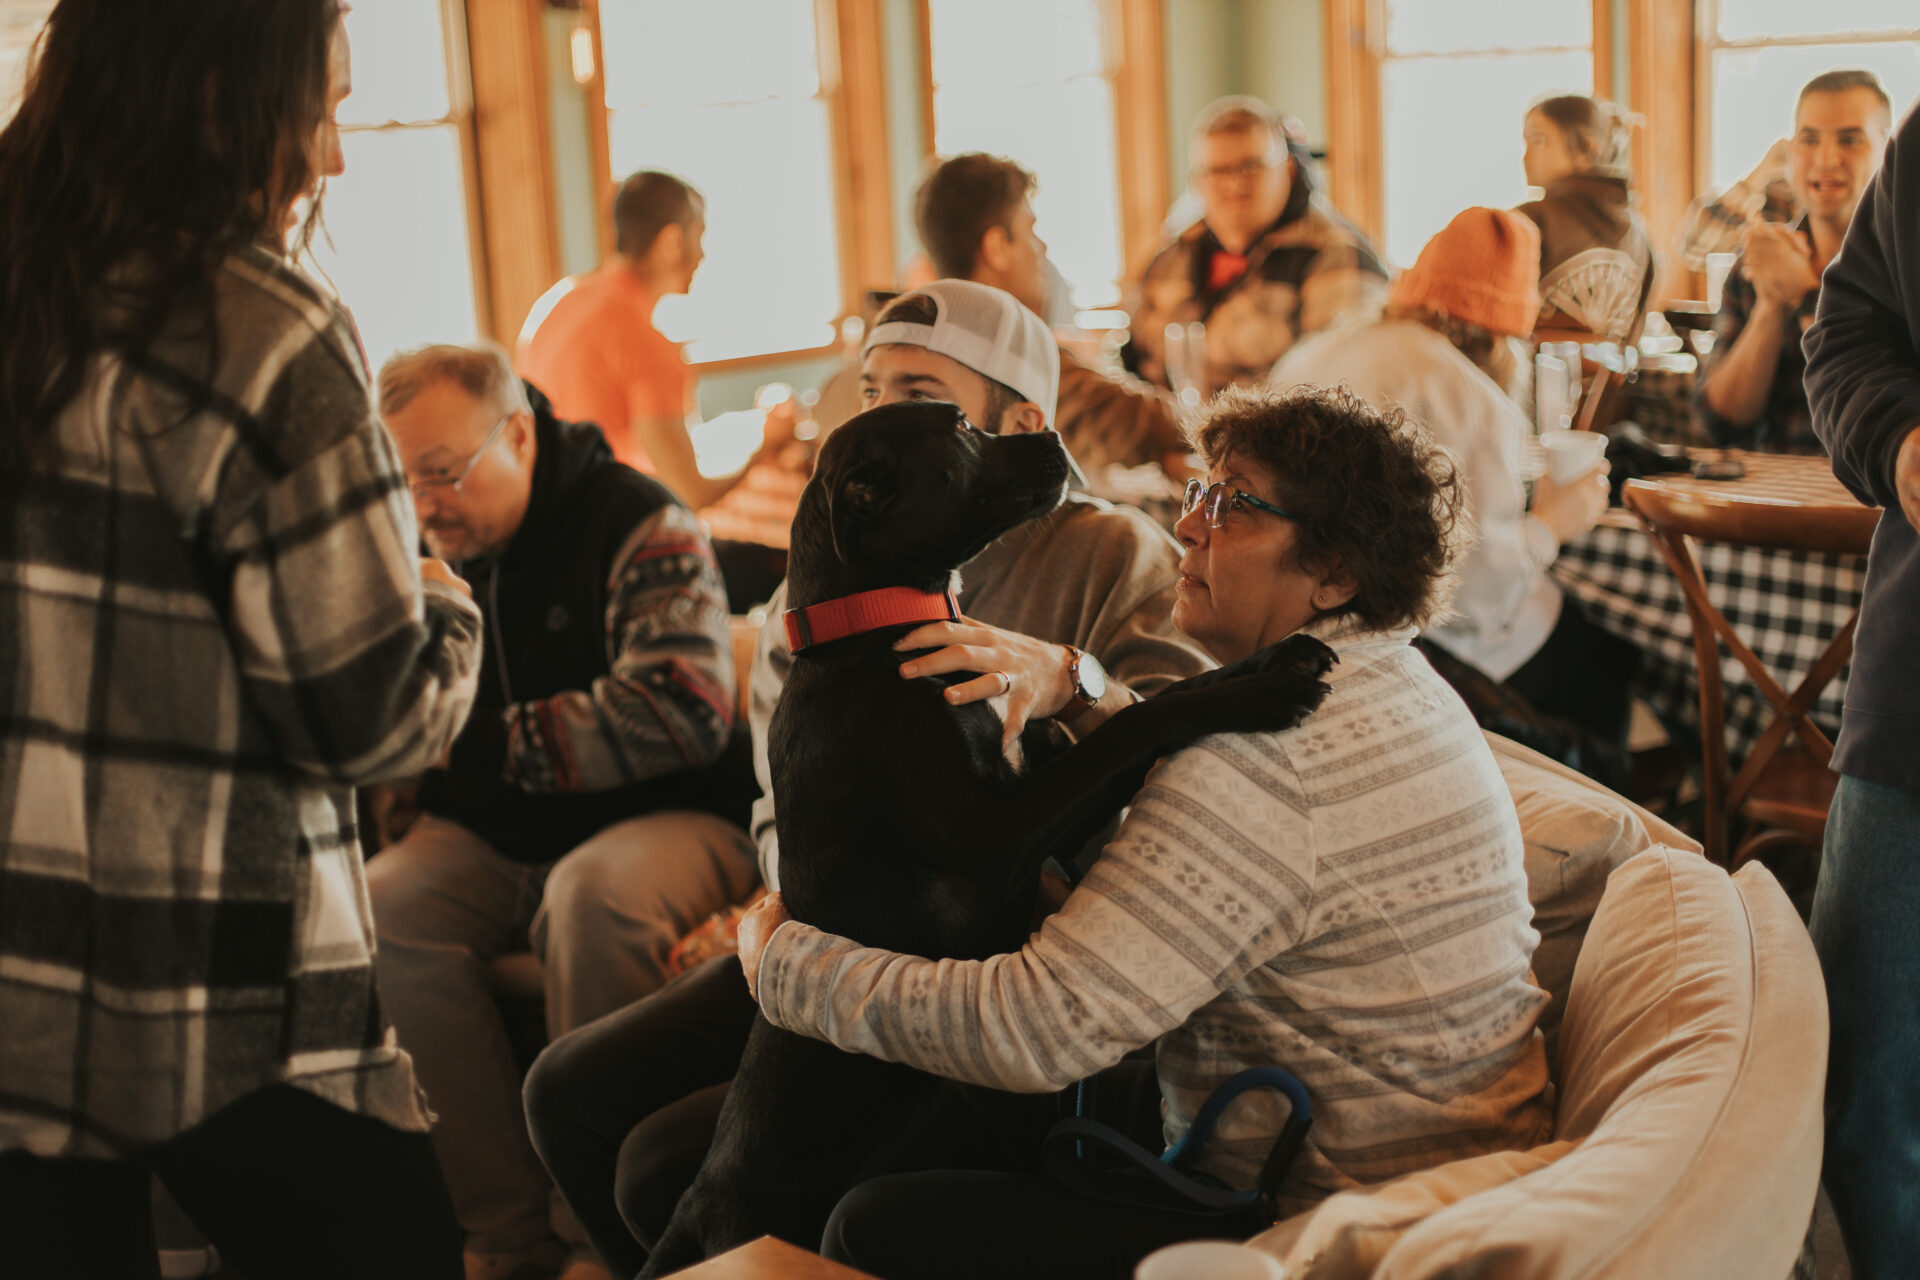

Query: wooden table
left=673, top=1236, right=879, bottom=1280
left=1554, top=451, right=1876, bottom=759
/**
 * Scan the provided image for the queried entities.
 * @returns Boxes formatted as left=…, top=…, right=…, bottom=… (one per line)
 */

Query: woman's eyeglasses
left=1181, top=478, right=1295, bottom=529
left=407, top=412, right=512, bottom=496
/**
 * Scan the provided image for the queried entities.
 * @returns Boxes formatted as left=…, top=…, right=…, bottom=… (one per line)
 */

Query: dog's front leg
left=992, top=635, right=1336, bottom=896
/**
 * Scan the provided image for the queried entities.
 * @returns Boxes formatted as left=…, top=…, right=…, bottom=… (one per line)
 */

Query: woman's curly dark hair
left=1187, top=384, right=1470, bottom=632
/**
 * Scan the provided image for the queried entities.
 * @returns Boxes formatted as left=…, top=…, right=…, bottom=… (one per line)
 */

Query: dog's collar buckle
left=784, top=586, right=962, bottom=652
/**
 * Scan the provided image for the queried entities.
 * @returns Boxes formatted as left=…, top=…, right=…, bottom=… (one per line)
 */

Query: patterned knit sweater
left=756, top=624, right=1553, bottom=1209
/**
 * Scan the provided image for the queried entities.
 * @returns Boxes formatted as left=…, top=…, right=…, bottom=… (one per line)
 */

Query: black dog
left=639, top=401, right=1334, bottom=1274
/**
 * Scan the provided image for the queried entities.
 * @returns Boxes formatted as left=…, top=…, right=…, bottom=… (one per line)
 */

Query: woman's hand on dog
left=737, top=891, right=793, bottom=999
left=895, top=617, right=1076, bottom=749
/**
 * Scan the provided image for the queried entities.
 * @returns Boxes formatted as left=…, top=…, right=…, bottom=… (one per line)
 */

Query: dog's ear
left=829, top=461, right=894, bottom=563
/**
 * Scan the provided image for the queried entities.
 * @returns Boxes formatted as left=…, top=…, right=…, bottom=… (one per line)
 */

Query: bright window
left=926, top=0, right=1124, bottom=311
left=1379, top=0, right=1593, bottom=268
left=308, top=0, right=483, bottom=372
left=1702, top=3, right=1920, bottom=190
left=597, top=0, right=842, bottom=363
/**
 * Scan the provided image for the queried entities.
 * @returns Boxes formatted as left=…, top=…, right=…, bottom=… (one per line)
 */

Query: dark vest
left=419, top=386, right=757, bottom=862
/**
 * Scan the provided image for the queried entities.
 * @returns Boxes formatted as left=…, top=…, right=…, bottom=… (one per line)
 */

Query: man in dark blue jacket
left=1804, top=95, right=1920, bottom=1280
left=367, top=343, right=758, bottom=1280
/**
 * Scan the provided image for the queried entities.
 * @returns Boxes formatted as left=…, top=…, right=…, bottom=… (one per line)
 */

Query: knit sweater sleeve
left=499, top=503, right=736, bottom=792
left=755, top=738, right=1315, bottom=1093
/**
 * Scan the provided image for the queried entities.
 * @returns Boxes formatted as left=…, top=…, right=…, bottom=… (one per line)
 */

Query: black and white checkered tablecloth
left=1551, top=522, right=1866, bottom=761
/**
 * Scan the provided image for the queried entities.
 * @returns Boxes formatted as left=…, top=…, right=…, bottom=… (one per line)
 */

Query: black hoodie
left=418, top=384, right=758, bottom=861
left=1807, top=98, right=1920, bottom=794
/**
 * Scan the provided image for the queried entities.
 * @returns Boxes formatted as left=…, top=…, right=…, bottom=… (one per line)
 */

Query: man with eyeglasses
left=1123, top=96, right=1387, bottom=396
left=365, top=342, right=760, bottom=1280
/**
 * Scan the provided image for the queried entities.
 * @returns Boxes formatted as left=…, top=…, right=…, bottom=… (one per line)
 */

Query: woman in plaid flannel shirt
left=0, top=4, right=482, bottom=1276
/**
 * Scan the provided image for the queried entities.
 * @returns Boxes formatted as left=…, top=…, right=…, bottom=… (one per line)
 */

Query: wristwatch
left=1057, top=646, right=1109, bottom=723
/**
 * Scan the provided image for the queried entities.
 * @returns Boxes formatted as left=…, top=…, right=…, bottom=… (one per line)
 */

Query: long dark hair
left=0, top=0, right=342, bottom=489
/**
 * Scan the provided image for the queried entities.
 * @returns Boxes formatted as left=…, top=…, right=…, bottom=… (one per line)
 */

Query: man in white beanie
left=522, top=280, right=1212, bottom=1278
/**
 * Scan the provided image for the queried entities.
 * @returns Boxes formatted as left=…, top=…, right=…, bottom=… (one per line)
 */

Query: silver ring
left=994, top=670, right=1013, bottom=696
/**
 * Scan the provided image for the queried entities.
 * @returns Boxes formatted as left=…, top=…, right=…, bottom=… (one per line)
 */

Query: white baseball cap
left=863, top=279, right=1060, bottom=427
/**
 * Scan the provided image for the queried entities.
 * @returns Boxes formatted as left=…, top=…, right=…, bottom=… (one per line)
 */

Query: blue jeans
left=1809, top=773, right=1920, bottom=1280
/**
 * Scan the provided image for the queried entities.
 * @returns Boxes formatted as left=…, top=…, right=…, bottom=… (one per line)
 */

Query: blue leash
left=1044, top=1066, right=1313, bottom=1219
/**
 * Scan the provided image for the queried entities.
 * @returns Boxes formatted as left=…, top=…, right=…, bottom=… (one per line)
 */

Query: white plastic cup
left=1135, top=1240, right=1287, bottom=1280
left=1534, top=353, right=1570, bottom=432
left=1540, top=429, right=1607, bottom=485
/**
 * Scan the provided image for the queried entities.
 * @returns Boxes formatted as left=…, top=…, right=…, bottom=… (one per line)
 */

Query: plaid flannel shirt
left=0, top=245, right=483, bottom=1158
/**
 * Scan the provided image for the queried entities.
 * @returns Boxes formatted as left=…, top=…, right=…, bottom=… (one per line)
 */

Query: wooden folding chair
left=1623, top=480, right=1879, bottom=867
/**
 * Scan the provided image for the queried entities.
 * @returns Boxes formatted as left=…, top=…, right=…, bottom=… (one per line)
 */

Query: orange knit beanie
left=1388, top=207, right=1542, bottom=337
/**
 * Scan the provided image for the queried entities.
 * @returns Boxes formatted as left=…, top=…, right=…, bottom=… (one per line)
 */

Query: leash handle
left=1052, top=1065, right=1314, bottom=1215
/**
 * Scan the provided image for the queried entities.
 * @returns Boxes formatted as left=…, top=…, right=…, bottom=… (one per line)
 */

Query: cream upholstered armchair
left=1235, top=737, right=1827, bottom=1280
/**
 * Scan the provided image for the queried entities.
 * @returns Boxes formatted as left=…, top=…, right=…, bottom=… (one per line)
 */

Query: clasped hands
left=1740, top=221, right=1821, bottom=314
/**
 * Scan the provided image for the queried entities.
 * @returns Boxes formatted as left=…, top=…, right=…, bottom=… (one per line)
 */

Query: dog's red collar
left=784, top=586, right=961, bottom=652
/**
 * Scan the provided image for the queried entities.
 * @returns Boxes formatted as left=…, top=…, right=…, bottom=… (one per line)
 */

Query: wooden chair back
left=1622, top=480, right=1878, bottom=865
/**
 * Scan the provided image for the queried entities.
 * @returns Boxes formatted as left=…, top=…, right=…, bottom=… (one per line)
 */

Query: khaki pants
left=367, top=810, right=757, bottom=1258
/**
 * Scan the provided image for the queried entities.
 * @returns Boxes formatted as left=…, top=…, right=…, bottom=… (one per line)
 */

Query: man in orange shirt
left=522, top=170, right=782, bottom=510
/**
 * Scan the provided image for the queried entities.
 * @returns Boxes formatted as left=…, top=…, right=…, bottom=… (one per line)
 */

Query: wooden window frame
left=911, top=0, right=1169, bottom=302
left=1324, top=0, right=1613, bottom=254
left=1693, top=0, right=1920, bottom=194
left=1326, top=0, right=1695, bottom=305
left=564, top=0, right=895, bottom=375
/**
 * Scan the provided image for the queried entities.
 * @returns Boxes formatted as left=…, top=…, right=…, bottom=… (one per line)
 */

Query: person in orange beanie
left=1272, top=207, right=1634, bottom=787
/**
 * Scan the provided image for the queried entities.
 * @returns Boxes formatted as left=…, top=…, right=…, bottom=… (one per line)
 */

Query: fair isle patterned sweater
left=756, top=624, right=1553, bottom=1208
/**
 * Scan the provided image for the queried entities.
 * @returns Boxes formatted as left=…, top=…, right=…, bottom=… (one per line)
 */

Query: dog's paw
left=1198, top=669, right=1333, bottom=736
left=1166, top=634, right=1338, bottom=694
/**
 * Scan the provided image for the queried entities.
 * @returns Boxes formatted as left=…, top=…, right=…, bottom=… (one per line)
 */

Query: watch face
left=1074, top=649, right=1108, bottom=702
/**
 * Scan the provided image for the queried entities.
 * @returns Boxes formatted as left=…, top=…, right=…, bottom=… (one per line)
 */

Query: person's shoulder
left=1295, top=631, right=1488, bottom=776
left=1045, top=493, right=1179, bottom=556
left=216, top=246, right=358, bottom=369
left=537, top=267, right=659, bottom=343
left=1274, top=196, right=1383, bottom=262
left=587, top=451, right=686, bottom=531
left=203, top=246, right=375, bottom=469
left=1140, top=222, right=1208, bottom=275
left=1277, top=317, right=1444, bottom=392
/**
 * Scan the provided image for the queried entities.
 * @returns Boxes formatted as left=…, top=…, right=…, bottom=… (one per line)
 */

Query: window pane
left=929, top=0, right=1106, bottom=86
left=608, top=99, right=841, bottom=359
left=932, top=77, right=1124, bottom=308
left=1386, top=0, right=1588, bottom=56
left=1709, top=41, right=1920, bottom=189
left=929, top=0, right=1122, bottom=308
left=1716, top=1, right=1920, bottom=42
left=600, top=0, right=819, bottom=109
left=311, top=126, right=481, bottom=370
left=1382, top=50, right=1593, bottom=268
left=337, top=0, right=451, bottom=126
